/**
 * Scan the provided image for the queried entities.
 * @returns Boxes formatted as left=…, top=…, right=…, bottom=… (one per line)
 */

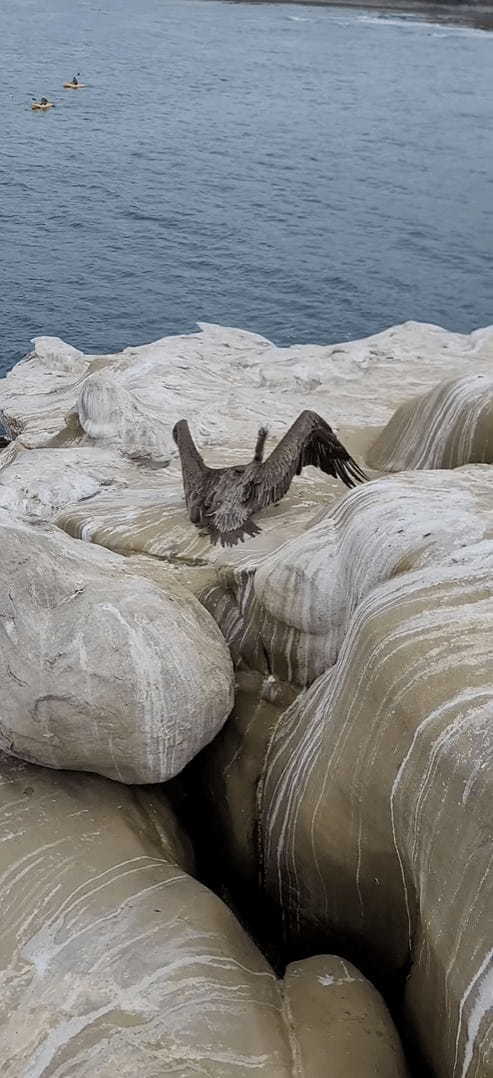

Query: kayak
left=32, top=102, right=55, bottom=110
left=63, top=82, right=86, bottom=89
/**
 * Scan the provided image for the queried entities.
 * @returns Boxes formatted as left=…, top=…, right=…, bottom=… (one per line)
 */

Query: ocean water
left=1, top=0, right=491, bottom=372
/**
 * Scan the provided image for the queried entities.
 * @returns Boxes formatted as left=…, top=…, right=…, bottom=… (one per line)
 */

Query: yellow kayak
left=63, top=82, right=86, bottom=89
left=32, top=102, right=55, bottom=110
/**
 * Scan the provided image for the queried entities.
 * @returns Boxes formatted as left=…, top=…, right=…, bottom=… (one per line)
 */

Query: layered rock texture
left=369, top=372, right=493, bottom=471
left=0, top=320, right=491, bottom=1075
left=258, top=469, right=493, bottom=1078
left=0, top=753, right=408, bottom=1076
left=200, top=467, right=493, bottom=1077
left=0, top=512, right=233, bottom=783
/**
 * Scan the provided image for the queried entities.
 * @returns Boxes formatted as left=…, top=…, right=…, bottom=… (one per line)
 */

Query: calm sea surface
left=1, top=0, right=492, bottom=372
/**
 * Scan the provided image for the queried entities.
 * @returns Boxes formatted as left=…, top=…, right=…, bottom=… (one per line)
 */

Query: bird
left=172, top=409, right=367, bottom=547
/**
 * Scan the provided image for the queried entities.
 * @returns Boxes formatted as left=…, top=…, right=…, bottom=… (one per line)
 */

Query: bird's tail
left=209, top=518, right=262, bottom=547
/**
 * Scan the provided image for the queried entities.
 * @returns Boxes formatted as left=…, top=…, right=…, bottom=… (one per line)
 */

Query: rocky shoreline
left=220, top=0, right=493, bottom=32
left=0, top=321, right=491, bottom=1075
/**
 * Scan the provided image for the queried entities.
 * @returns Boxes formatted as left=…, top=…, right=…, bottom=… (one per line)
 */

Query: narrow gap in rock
left=165, top=757, right=431, bottom=1078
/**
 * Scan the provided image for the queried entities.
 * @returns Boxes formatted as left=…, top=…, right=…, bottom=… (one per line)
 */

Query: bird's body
left=172, top=410, right=366, bottom=546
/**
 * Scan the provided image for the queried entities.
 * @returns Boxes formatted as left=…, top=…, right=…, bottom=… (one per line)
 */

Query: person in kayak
left=40, top=97, right=49, bottom=104
left=72, top=75, right=79, bottom=85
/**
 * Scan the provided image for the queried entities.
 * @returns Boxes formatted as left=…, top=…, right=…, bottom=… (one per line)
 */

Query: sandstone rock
left=283, top=955, right=408, bottom=1077
left=368, top=372, right=493, bottom=472
left=0, top=442, right=149, bottom=520
left=0, top=337, right=89, bottom=446
left=1, top=321, right=491, bottom=458
left=0, top=753, right=288, bottom=1077
left=0, top=753, right=406, bottom=1076
left=0, top=321, right=491, bottom=579
left=0, top=513, right=233, bottom=783
left=76, top=371, right=174, bottom=464
left=1, top=322, right=492, bottom=1077
left=56, top=453, right=338, bottom=574
left=258, top=470, right=493, bottom=1078
left=204, top=466, right=493, bottom=687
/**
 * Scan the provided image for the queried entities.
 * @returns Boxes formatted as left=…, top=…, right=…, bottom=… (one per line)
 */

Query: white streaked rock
left=203, top=466, right=493, bottom=687
left=0, top=321, right=491, bottom=456
left=0, top=321, right=490, bottom=580
left=368, top=372, right=493, bottom=471
left=0, top=513, right=233, bottom=783
left=0, top=753, right=290, bottom=1077
left=0, top=322, right=492, bottom=1076
left=257, top=469, right=493, bottom=1078
left=0, top=754, right=406, bottom=1077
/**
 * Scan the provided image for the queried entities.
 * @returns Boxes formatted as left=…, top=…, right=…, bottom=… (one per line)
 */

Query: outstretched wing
left=249, top=410, right=366, bottom=512
left=173, top=419, right=211, bottom=520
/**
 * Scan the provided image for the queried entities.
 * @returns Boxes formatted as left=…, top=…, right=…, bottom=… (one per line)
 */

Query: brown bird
left=172, top=409, right=367, bottom=547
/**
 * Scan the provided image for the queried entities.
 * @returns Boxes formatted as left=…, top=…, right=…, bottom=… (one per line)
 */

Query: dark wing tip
left=338, top=455, right=368, bottom=488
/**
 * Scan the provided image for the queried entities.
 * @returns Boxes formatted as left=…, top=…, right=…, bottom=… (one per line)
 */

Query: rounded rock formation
left=0, top=513, right=234, bottom=783
left=368, top=372, right=493, bottom=472
left=0, top=753, right=407, bottom=1076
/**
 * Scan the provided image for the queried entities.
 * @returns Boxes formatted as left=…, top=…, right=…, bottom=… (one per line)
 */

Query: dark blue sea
left=1, top=0, right=492, bottom=372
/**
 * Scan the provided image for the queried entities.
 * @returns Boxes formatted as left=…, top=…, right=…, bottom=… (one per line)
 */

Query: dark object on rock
left=173, top=409, right=367, bottom=546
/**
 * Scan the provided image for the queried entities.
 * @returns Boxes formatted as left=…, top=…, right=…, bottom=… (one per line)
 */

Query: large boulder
left=188, top=469, right=493, bottom=978
left=0, top=753, right=407, bottom=1076
left=204, top=466, right=493, bottom=687
left=283, top=955, right=408, bottom=1077
left=257, top=470, right=493, bottom=1078
left=368, top=372, right=493, bottom=471
left=0, top=513, right=234, bottom=783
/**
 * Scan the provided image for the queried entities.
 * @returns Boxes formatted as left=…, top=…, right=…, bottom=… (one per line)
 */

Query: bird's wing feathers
left=173, top=421, right=211, bottom=514
left=250, top=410, right=366, bottom=512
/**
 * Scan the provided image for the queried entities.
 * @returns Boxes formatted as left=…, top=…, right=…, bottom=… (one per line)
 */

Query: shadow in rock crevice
left=164, top=747, right=432, bottom=1078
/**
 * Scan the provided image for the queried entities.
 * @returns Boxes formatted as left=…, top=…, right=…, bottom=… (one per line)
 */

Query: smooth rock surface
left=368, top=372, right=493, bottom=472
left=0, top=753, right=407, bottom=1077
left=0, top=323, right=491, bottom=453
left=0, top=753, right=289, bottom=1077
left=204, top=466, right=493, bottom=687
left=283, top=955, right=408, bottom=1078
left=0, top=513, right=233, bottom=783
left=0, top=441, right=150, bottom=521
left=1, top=322, right=492, bottom=1077
left=258, top=469, right=493, bottom=1078
left=0, top=321, right=491, bottom=578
